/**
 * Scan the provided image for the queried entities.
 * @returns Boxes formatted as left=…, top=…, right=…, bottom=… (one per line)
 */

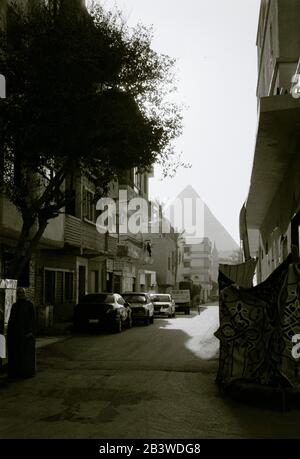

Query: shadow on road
left=1, top=304, right=297, bottom=439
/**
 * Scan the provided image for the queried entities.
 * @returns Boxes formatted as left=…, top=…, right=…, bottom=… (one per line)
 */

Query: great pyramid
left=170, top=185, right=239, bottom=254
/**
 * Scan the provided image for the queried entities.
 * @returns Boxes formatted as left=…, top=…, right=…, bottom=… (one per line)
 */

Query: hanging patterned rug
left=215, top=254, right=300, bottom=401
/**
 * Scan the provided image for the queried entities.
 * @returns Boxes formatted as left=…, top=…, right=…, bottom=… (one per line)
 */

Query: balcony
left=64, top=214, right=116, bottom=257
left=246, top=94, right=300, bottom=228
left=64, top=215, right=81, bottom=247
left=117, top=242, right=140, bottom=259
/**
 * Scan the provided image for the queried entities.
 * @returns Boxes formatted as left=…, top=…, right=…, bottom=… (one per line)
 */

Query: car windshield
left=80, top=294, right=114, bottom=304
left=123, top=294, right=147, bottom=303
left=151, top=294, right=171, bottom=302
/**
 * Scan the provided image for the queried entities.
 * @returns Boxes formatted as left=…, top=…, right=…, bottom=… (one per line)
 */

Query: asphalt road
left=0, top=305, right=300, bottom=439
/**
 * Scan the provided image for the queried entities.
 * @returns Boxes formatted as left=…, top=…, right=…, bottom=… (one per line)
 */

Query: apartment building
left=0, top=1, right=158, bottom=322
left=1, top=164, right=156, bottom=321
left=182, top=237, right=213, bottom=302
left=112, top=167, right=157, bottom=294
left=240, top=0, right=300, bottom=282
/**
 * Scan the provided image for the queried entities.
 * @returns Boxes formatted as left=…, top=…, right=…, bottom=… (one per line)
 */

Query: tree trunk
left=8, top=219, right=49, bottom=281
left=7, top=161, right=70, bottom=280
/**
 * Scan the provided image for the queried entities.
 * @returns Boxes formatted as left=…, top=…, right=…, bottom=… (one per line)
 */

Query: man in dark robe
left=7, top=287, right=36, bottom=378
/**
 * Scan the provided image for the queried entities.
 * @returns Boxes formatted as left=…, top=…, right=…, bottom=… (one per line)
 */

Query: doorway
left=78, top=266, right=86, bottom=300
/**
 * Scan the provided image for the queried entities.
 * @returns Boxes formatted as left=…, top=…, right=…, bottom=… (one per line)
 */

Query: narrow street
left=0, top=304, right=300, bottom=439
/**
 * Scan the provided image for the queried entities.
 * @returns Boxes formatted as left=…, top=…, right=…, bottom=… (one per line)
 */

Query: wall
left=0, top=196, right=64, bottom=247
left=278, top=0, right=300, bottom=60
left=143, top=233, right=176, bottom=289
left=256, top=146, right=300, bottom=281
left=257, top=0, right=279, bottom=98
left=256, top=0, right=300, bottom=99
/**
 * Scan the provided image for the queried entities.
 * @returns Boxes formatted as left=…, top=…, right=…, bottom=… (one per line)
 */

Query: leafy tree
left=0, top=0, right=183, bottom=279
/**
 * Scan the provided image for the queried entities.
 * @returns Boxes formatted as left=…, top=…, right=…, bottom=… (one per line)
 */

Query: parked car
left=73, top=293, right=132, bottom=333
left=149, top=293, right=176, bottom=318
left=122, top=292, right=154, bottom=325
left=171, top=289, right=191, bottom=314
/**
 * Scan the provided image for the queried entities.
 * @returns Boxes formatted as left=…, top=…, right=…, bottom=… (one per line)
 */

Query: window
left=122, top=294, right=147, bottom=303
left=151, top=294, right=171, bottom=302
left=56, top=271, right=64, bottom=303
left=44, top=270, right=56, bottom=304
left=2, top=251, right=30, bottom=287
left=83, top=188, right=96, bottom=222
left=81, top=294, right=114, bottom=304
left=44, top=270, right=74, bottom=304
left=184, top=261, right=190, bottom=268
left=65, top=272, right=74, bottom=301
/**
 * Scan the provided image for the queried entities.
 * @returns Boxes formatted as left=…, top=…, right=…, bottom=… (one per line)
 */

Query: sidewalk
left=36, top=322, right=73, bottom=348
left=0, top=323, right=72, bottom=375
left=36, top=335, right=69, bottom=349
left=37, top=321, right=73, bottom=338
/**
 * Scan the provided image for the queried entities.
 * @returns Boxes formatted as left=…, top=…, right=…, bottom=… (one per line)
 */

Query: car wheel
left=173, top=311, right=176, bottom=318
left=144, top=315, right=150, bottom=326
left=150, top=314, right=154, bottom=324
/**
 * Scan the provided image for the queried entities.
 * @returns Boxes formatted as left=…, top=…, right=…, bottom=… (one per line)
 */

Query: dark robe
left=7, top=299, right=36, bottom=378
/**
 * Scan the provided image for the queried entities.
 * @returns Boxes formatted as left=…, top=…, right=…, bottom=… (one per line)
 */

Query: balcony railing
left=65, top=214, right=116, bottom=255
left=64, top=215, right=81, bottom=247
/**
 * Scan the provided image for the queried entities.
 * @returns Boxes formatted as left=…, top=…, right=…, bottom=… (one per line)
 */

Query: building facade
left=241, top=0, right=300, bottom=282
left=142, top=230, right=178, bottom=293
left=0, top=1, right=160, bottom=323
left=113, top=167, right=157, bottom=294
left=182, top=237, right=213, bottom=302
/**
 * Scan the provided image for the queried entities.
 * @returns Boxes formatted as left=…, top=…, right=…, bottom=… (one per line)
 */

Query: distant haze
left=101, top=0, right=261, bottom=244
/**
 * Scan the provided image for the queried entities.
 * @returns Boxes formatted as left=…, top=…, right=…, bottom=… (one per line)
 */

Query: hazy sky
left=101, top=0, right=261, bottom=243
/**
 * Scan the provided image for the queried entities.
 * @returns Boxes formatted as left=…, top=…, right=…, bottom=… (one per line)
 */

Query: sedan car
left=150, top=293, right=176, bottom=318
left=122, top=292, right=154, bottom=325
left=73, top=293, right=132, bottom=333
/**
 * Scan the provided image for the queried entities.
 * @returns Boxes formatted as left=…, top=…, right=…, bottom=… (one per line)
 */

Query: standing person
left=7, top=287, right=36, bottom=378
